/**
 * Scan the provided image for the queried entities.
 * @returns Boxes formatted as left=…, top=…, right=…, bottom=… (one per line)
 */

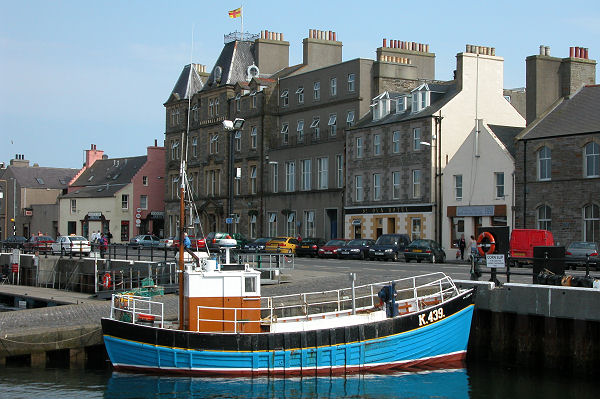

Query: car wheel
left=417, top=259, right=422, bottom=263
left=392, top=253, right=399, bottom=262
left=359, top=252, right=365, bottom=260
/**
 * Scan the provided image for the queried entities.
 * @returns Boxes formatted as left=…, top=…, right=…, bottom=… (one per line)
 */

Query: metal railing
left=110, top=294, right=164, bottom=327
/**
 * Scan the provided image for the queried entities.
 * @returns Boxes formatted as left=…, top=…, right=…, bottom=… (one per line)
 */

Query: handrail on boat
left=110, top=294, right=164, bottom=328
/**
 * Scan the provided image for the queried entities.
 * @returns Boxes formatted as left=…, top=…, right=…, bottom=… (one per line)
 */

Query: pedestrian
left=458, top=234, right=466, bottom=261
left=468, top=235, right=478, bottom=260
left=183, top=233, right=191, bottom=249
left=107, top=230, right=113, bottom=244
left=99, top=233, right=108, bottom=258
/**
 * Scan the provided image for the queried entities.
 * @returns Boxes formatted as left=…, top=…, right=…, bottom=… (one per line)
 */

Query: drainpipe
left=522, top=140, right=527, bottom=227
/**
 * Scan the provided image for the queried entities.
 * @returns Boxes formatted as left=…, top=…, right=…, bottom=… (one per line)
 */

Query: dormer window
left=396, top=96, right=407, bottom=113
left=371, top=92, right=391, bottom=121
left=411, top=84, right=430, bottom=113
left=235, top=94, right=241, bottom=112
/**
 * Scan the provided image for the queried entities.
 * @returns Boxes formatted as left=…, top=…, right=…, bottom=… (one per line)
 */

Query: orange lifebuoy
left=102, top=272, right=112, bottom=289
left=477, top=232, right=496, bottom=256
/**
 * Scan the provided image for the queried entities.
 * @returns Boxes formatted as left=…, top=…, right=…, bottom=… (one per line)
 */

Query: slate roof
left=9, top=166, right=78, bottom=189
left=202, top=41, right=257, bottom=90
left=352, top=82, right=458, bottom=129
left=488, top=125, right=524, bottom=157
left=168, top=64, right=204, bottom=102
left=519, top=85, right=600, bottom=140
left=62, top=156, right=147, bottom=198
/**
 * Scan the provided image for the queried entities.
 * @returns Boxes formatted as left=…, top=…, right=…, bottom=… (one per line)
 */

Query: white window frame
left=373, top=134, right=381, bottom=156
left=336, top=154, right=343, bottom=188
left=304, top=210, right=315, bottom=237
left=70, top=199, right=76, bottom=214
left=330, top=77, right=337, bottom=96
left=538, top=146, right=551, bottom=181
left=537, top=205, right=551, bottom=231
left=346, top=110, right=355, bottom=127
left=413, top=128, right=421, bottom=151
left=328, top=113, right=337, bottom=136
left=142, top=176, right=148, bottom=186
left=392, top=131, right=400, bottom=153
left=585, top=142, right=600, bottom=178
left=140, top=195, right=148, bottom=210
left=455, top=175, right=463, bottom=200
left=209, top=99, right=214, bottom=117
left=300, top=159, right=311, bottom=191
left=310, top=117, right=320, bottom=139
left=234, top=131, right=242, bottom=152
left=250, top=90, right=257, bottom=108
left=296, top=86, right=304, bottom=104
left=191, top=137, right=198, bottom=157
left=272, top=163, right=279, bottom=193
left=251, top=126, right=257, bottom=149
left=373, top=173, right=381, bottom=201
left=412, top=170, right=421, bottom=198
left=268, top=212, right=277, bottom=237
left=297, top=119, right=305, bottom=142
left=495, top=172, right=505, bottom=198
left=121, top=194, right=129, bottom=210
left=355, top=175, right=363, bottom=202
left=249, top=215, right=257, bottom=239
left=583, top=204, right=600, bottom=242
left=286, top=211, right=296, bottom=237
left=317, top=157, right=328, bottom=189
left=356, top=137, right=363, bottom=158
left=392, top=171, right=400, bottom=199
left=280, top=89, right=289, bottom=107
left=281, top=123, right=289, bottom=144
left=348, top=73, right=355, bottom=92
left=313, top=81, right=320, bottom=100
left=285, top=161, right=295, bottom=192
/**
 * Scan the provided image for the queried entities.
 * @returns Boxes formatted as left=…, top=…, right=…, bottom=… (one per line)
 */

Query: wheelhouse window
left=585, top=142, right=600, bottom=178
left=538, top=146, right=551, bottom=181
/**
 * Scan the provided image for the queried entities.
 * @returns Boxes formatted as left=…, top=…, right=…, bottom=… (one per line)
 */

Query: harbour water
left=0, top=361, right=597, bottom=399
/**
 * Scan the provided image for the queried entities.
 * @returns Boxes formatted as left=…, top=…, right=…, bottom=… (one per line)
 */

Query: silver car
left=52, top=235, right=91, bottom=256
left=565, top=241, right=599, bottom=270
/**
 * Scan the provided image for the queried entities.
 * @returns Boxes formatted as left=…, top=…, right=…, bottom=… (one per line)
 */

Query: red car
left=318, top=239, right=349, bottom=258
left=23, top=235, right=55, bottom=254
left=172, top=236, right=207, bottom=251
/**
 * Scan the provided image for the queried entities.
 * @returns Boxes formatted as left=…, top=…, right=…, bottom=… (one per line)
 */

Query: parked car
left=2, top=235, right=27, bottom=249
left=404, top=239, right=446, bottom=263
left=242, top=237, right=272, bottom=253
left=164, top=236, right=207, bottom=251
left=23, top=235, right=55, bottom=254
left=509, top=229, right=554, bottom=266
left=338, top=239, right=376, bottom=260
left=265, top=237, right=299, bottom=254
left=318, top=239, right=349, bottom=258
left=205, top=232, right=234, bottom=252
left=158, top=237, right=177, bottom=251
left=129, top=234, right=161, bottom=249
left=52, top=235, right=91, bottom=256
left=565, top=241, right=599, bottom=270
left=295, top=237, right=327, bottom=257
left=230, top=232, right=250, bottom=249
left=368, top=234, right=411, bottom=261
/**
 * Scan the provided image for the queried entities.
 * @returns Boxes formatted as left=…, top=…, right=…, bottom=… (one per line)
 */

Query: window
left=336, top=154, right=343, bottom=188
left=296, top=86, right=304, bottom=104
left=206, top=170, right=219, bottom=196
left=234, top=131, right=242, bottom=152
left=215, top=98, right=220, bottom=115
left=538, top=146, right=551, bottom=181
left=310, top=117, right=320, bottom=139
left=250, top=90, right=257, bottom=108
left=454, top=175, right=463, bottom=200
left=348, top=73, right=355, bottom=92
left=250, top=166, right=257, bottom=194
left=249, top=215, right=257, bottom=239
left=235, top=168, right=241, bottom=195
left=330, top=77, right=337, bottom=96
left=411, top=218, right=422, bottom=241
left=304, top=210, right=315, bottom=237
left=317, top=157, right=328, bottom=189
left=268, top=212, right=277, bottom=237
left=285, top=161, right=295, bottom=192
left=346, top=110, right=355, bottom=127
left=251, top=126, right=257, bottom=149
left=355, top=175, right=363, bottom=201
left=271, top=163, right=279, bottom=193
left=192, top=137, right=198, bottom=157
left=328, top=114, right=337, bottom=136
left=171, top=140, right=180, bottom=160
left=172, top=176, right=179, bottom=199
left=373, top=173, right=381, bottom=200
left=356, top=137, right=363, bottom=158
left=392, top=171, right=400, bottom=199
left=392, top=131, right=400, bottom=153
left=313, top=81, right=320, bottom=100
left=287, top=212, right=296, bottom=236
left=537, top=205, right=551, bottom=231
left=411, top=89, right=429, bottom=113
left=495, top=172, right=505, bottom=198
left=280, top=89, right=289, bottom=107
left=70, top=199, right=76, bottom=214
left=584, top=204, right=600, bottom=242
left=209, top=134, right=219, bottom=154
left=281, top=123, right=289, bottom=144
left=413, top=128, right=421, bottom=150
left=297, top=120, right=305, bottom=142
left=235, top=95, right=241, bottom=112
left=142, top=176, right=148, bottom=186
left=140, top=195, right=148, bottom=210
left=396, top=96, right=407, bottom=113
left=585, top=142, right=600, bottom=178
left=244, top=276, right=257, bottom=294
left=121, top=194, right=129, bottom=210
left=373, top=134, right=381, bottom=156
left=209, top=99, right=214, bottom=117
left=412, top=170, right=421, bottom=198
left=300, top=159, right=311, bottom=191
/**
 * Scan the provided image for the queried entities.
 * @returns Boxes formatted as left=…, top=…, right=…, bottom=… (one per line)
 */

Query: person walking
left=468, top=235, right=478, bottom=260
left=458, top=234, right=466, bottom=261
left=99, top=233, right=108, bottom=258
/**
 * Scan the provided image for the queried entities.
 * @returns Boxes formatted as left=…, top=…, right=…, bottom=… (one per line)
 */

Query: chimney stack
left=255, top=29, right=290, bottom=75
left=302, top=29, right=342, bottom=71
left=376, top=38, right=435, bottom=80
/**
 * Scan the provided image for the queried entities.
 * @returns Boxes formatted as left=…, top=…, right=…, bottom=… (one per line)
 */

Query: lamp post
left=222, top=118, right=245, bottom=225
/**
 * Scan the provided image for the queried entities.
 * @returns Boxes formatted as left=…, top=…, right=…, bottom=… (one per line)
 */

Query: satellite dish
left=247, top=64, right=259, bottom=81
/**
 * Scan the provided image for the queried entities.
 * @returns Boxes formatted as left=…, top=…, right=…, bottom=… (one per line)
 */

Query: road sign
left=486, top=254, right=505, bottom=268
left=226, top=217, right=233, bottom=224
left=135, top=213, right=141, bottom=219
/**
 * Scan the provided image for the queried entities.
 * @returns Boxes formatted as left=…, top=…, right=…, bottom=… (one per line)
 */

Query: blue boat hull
left=102, top=289, right=474, bottom=376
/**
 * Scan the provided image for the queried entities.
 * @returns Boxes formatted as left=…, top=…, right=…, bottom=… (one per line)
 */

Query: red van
left=509, top=229, right=554, bottom=266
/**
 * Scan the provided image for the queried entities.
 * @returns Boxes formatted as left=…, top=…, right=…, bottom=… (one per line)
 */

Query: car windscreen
left=69, top=236, right=87, bottom=241
left=569, top=242, right=596, bottom=249
left=325, top=240, right=346, bottom=246
left=409, top=240, right=428, bottom=247
left=375, top=236, right=396, bottom=245
left=347, top=239, right=365, bottom=246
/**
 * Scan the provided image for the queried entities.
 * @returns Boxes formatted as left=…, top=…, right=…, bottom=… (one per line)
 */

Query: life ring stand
left=477, top=232, right=496, bottom=256
left=102, top=272, right=112, bottom=289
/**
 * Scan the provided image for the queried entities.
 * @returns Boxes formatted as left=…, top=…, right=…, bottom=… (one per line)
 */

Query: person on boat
left=183, top=233, right=191, bottom=249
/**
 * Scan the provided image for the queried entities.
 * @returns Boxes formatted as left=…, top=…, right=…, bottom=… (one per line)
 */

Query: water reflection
left=104, top=369, right=469, bottom=399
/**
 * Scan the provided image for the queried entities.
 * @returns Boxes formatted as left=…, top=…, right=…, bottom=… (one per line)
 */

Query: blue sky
left=1, top=0, right=598, bottom=168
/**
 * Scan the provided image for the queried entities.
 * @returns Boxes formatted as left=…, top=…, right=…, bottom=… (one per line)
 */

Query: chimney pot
left=383, top=38, right=387, bottom=47
left=570, top=47, right=575, bottom=57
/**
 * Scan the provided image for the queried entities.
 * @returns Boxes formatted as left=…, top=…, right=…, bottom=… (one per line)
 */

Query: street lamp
left=222, top=118, right=245, bottom=223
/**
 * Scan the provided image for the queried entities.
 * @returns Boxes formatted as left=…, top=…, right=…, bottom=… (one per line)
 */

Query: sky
left=1, top=1, right=599, bottom=169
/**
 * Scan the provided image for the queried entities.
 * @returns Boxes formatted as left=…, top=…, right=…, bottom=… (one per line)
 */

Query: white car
left=52, top=235, right=91, bottom=256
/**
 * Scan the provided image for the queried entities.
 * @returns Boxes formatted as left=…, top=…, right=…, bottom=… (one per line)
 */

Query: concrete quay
left=1, top=268, right=599, bottom=372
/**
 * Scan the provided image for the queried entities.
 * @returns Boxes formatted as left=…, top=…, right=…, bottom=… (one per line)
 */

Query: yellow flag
left=228, top=7, right=241, bottom=18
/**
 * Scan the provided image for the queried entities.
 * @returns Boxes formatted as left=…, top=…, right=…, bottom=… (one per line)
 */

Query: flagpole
left=240, top=5, right=244, bottom=40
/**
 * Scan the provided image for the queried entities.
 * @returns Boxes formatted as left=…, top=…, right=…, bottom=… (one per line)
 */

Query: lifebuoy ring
left=102, top=272, right=112, bottom=289
left=477, top=232, right=496, bottom=256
